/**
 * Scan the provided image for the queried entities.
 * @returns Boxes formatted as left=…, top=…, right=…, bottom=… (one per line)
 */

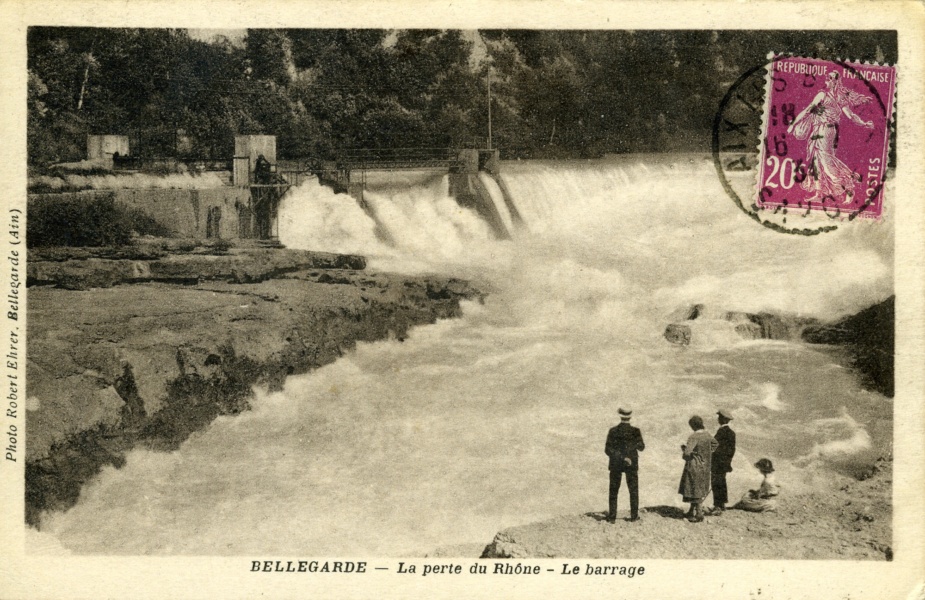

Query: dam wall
left=317, top=148, right=515, bottom=239
left=29, top=187, right=252, bottom=240
left=448, top=171, right=511, bottom=239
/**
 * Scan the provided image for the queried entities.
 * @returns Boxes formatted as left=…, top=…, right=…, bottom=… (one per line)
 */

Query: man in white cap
left=605, top=407, right=645, bottom=522
left=708, top=409, right=736, bottom=515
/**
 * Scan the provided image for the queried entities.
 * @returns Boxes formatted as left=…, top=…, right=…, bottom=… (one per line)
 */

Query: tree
left=27, top=28, right=897, bottom=165
left=246, top=29, right=294, bottom=88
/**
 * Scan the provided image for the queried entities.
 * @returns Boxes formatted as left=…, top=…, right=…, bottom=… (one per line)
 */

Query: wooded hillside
left=27, top=28, right=896, bottom=164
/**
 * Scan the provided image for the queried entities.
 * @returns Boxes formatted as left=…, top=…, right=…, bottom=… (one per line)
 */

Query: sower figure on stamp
left=787, top=70, right=874, bottom=204
left=708, top=409, right=736, bottom=516
left=679, top=415, right=718, bottom=523
left=605, top=407, right=645, bottom=523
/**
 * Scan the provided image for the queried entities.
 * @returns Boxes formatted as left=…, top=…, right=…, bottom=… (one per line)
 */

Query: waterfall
left=40, top=154, right=893, bottom=555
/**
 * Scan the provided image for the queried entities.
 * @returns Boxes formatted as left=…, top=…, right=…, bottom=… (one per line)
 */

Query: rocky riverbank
left=803, top=296, right=895, bottom=397
left=468, top=297, right=895, bottom=561
left=25, top=243, right=482, bottom=527
left=664, top=297, right=894, bottom=397
left=478, top=455, right=892, bottom=560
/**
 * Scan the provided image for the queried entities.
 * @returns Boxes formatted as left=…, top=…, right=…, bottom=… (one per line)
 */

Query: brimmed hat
left=754, top=458, right=774, bottom=473
left=717, top=409, right=734, bottom=420
left=618, top=407, right=632, bottom=420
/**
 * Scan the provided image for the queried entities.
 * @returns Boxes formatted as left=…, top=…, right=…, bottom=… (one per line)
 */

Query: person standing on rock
left=679, top=415, right=718, bottom=523
left=708, top=409, right=736, bottom=516
left=605, top=407, right=645, bottom=523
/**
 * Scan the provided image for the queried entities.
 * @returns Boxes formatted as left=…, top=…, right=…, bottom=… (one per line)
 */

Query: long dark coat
left=678, top=430, right=718, bottom=501
left=712, top=425, right=736, bottom=474
left=605, top=422, right=645, bottom=471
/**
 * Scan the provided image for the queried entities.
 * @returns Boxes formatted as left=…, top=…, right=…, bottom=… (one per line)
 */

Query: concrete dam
left=28, top=135, right=521, bottom=247
left=308, top=148, right=522, bottom=241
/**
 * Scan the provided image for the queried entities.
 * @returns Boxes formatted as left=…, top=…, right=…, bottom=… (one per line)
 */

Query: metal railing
left=334, top=148, right=464, bottom=171
left=113, top=155, right=231, bottom=172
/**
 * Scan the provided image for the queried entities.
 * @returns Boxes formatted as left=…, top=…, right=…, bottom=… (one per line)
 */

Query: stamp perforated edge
left=754, top=51, right=898, bottom=222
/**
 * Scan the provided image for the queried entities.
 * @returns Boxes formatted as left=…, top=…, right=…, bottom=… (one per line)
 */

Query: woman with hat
left=736, top=458, right=780, bottom=512
left=678, top=415, right=718, bottom=523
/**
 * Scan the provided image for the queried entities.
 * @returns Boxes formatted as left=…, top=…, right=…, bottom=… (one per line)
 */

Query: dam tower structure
left=447, top=148, right=522, bottom=239
left=233, top=135, right=291, bottom=241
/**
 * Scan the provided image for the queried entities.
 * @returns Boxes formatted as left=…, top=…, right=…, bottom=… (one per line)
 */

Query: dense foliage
left=28, top=194, right=172, bottom=247
left=28, top=28, right=895, bottom=164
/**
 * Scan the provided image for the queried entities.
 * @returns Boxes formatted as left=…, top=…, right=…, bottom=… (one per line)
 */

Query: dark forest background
left=27, top=28, right=896, bottom=165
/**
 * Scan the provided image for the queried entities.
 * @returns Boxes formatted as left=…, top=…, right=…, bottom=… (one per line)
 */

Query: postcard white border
left=1, top=1, right=923, bottom=598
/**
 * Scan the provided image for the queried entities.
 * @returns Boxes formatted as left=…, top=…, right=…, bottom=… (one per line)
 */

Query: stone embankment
left=26, top=243, right=482, bottom=526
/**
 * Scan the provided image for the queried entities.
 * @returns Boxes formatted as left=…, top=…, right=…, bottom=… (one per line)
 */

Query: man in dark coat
left=605, top=407, right=645, bottom=522
left=709, top=409, right=736, bottom=515
left=254, top=154, right=272, bottom=184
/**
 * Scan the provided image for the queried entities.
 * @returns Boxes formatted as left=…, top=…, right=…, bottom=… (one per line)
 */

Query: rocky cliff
left=802, top=296, right=894, bottom=397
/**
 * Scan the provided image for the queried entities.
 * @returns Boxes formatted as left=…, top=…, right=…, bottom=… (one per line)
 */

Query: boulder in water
left=664, top=323, right=692, bottom=345
left=664, top=304, right=820, bottom=345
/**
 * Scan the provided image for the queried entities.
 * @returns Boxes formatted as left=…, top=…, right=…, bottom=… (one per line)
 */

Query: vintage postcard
left=1, top=1, right=923, bottom=598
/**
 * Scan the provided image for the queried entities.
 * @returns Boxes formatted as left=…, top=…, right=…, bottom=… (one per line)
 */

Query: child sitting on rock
left=736, top=458, right=779, bottom=512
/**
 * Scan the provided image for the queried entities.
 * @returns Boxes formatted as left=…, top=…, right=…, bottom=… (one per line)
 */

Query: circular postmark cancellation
left=712, top=54, right=897, bottom=235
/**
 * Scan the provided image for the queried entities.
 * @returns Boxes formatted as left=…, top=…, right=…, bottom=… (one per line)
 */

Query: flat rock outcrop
left=26, top=257, right=481, bottom=527
left=480, top=457, right=892, bottom=560
left=663, top=297, right=894, bottom=397
left=28, top=246, right=366, bottom=289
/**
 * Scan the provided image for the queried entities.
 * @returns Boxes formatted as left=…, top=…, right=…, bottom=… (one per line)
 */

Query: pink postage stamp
left=757, top=55, right=896, bottom=219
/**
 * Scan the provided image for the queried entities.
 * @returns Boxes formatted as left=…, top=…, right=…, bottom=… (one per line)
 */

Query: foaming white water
left=499, top=158, right=892, bottom=320
left=797, top=409, right=877, bottom=468
left=757, top=382, right=786, bottom=411
left=279, top=172, right=508, bottom=275
left=363, top=174, right=497, bottom=267
left=40, top=155, right=893, bottom=555
left=278, top=177, right=389, bottom=257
